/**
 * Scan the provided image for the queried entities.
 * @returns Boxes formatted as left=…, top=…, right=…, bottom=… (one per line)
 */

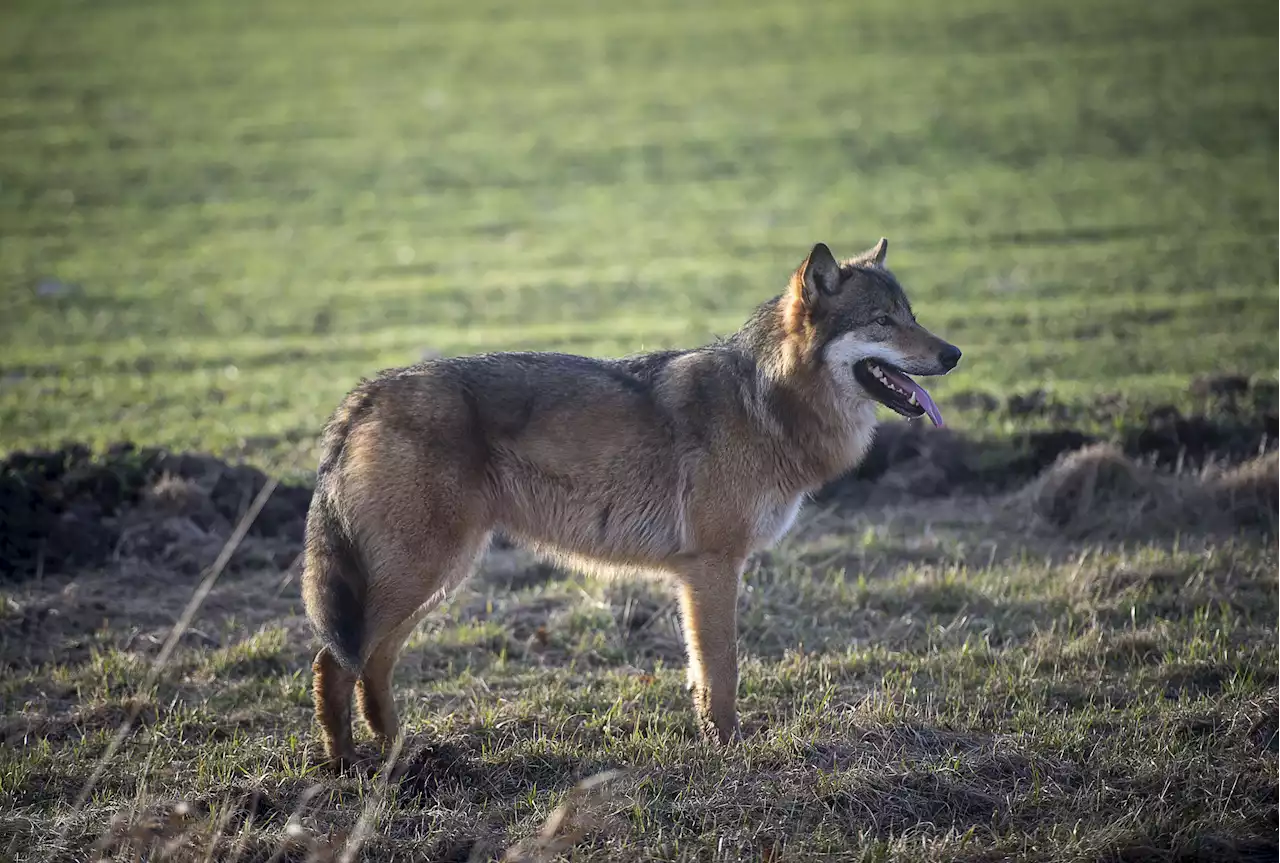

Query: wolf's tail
left=302, top=488, right=367, bottom=671
left=302, top=390, right=374, bottom=672
left=302, top=487, right=367, bottom=671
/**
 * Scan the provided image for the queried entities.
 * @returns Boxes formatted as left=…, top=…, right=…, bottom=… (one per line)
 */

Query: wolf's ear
left=797, top=242, right=842, bottom=306
left=848, top=237, right=889, bottom=267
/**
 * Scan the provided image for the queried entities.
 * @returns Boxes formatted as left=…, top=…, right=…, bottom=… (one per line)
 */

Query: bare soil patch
left=0, top=444, right=310, bottom=583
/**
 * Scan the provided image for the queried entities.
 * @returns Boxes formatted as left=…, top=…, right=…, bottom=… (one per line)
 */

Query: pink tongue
left=882, top=368, right=944, bottom=428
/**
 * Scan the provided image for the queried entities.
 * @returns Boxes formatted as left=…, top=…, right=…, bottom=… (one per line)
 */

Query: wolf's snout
left=938, top=344, right=961, bottom=372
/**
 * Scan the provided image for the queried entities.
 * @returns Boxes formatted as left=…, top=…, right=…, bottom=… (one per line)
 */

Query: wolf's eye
left=875, top=315, right=893, bottom=326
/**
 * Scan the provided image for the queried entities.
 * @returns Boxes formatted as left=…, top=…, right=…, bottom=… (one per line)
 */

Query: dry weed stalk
left=502, top=770, right=628, bottom=863
left=59, top=476, right=281, bottom=851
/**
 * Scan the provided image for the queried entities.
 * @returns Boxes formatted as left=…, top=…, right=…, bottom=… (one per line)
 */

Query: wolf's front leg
left=676, top=557, right=744, bottom=743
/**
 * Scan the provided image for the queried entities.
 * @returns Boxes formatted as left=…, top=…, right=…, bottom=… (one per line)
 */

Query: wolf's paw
left=325, top=744, right=382, bottom=775
left=694, top=708, right=741, bottom=744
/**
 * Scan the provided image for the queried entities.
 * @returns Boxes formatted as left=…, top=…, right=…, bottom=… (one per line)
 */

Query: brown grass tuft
left=1207, top=451, right=1279, bottom=527
left=1021, top=443, right=1153, bottom=534
left=502, top=770, right=628, bottom=863
left=1017, top=445, right=1277, bottom=538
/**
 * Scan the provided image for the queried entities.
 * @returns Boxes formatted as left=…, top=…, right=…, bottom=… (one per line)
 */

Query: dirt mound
left=0, top=444, right=311, bottom=583
left=1125, top=403, right=1276, bottom=471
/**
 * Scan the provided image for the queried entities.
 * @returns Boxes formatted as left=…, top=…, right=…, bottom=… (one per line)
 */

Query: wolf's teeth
left=908, top=393, right=918, bottom=404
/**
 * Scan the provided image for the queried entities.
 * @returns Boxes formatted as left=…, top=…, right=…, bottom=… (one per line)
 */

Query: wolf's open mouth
left=853, top=359, right=944, bottom=427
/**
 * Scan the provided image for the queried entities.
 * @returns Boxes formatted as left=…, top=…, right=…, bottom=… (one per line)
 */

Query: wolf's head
left=783, top=239, right=960, bottom=426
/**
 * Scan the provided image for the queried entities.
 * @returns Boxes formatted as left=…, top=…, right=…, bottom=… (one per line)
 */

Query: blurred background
left=1, top=0, right=1276, bottom=472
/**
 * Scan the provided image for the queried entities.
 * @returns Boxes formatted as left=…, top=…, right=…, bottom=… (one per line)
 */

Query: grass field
left=1, top=0, right=1277, bottom=860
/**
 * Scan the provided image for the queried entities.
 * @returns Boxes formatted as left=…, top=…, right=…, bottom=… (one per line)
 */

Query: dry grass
left=1018, top=444, right=1278, bottom=538
left=1, top=446, right=1275, bottom=861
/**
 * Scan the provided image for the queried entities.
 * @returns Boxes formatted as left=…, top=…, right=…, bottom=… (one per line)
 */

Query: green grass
left=0, top=0, right=1277, bottom=860
left=1, top=0, right=1276, bottom=467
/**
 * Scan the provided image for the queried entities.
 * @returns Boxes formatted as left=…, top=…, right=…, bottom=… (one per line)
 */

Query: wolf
left=301, top=238, right=961, bottom=766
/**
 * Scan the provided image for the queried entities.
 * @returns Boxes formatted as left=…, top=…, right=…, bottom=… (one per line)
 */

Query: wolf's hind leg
left=312, top=646, right=360, bottom=767
left=354, top=531, right=491, bottom=750
left=354, top=615, right=419, bottom=747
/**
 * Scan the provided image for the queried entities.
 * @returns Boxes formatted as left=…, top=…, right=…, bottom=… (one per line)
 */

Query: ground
left=0, top=0, right=1276, bottom=860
